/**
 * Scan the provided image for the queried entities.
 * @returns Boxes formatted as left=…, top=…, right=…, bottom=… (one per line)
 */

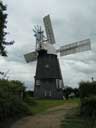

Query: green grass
left=63, top=98, right=80, bottom=104
left=31, top=99, right=65, bottom=114
left=29, top=98, right=80, bottom=114
left=61, top=107, right=96, bottom=128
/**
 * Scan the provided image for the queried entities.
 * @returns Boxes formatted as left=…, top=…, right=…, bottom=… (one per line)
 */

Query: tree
left=73, top=88, right=79, bottom=97
left=63, top=86, right=73, bottom=100
left=0, top=1, right=14, bottom=56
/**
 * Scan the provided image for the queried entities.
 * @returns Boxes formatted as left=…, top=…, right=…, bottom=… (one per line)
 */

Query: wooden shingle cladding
left=34, top=49, right=64, bottom=99
left=35, top=50, right=62, bottom=79
left=34, top=79, right=63, bottom=99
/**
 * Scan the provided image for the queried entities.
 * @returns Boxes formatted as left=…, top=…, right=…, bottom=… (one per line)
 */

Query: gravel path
left=11, top=103, right=77, bottom=128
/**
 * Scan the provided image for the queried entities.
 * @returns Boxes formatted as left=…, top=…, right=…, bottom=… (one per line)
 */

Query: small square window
left=45, top=64, right=49, bottom=68
left=56, top=79, right=62, bottom=89
left=36, top=80, right=40, bottom=86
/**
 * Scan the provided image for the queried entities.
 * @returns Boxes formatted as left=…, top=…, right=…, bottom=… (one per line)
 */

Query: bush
left=79, top=81, right=96, bottom=99
left=0, top=97, right=31, bottom=120
left=79, top=81, right=96, bottom=117
left=0, top=80, right=25, bottom=99
left=24, top=95, right=37, bottom=106
left=0, top=79, right=31, bottom=121
left=80, top=96, right=96, bottom=117
left=24, top=90, right=34, bottom=97
left=9, top=98, right=32, bottom=116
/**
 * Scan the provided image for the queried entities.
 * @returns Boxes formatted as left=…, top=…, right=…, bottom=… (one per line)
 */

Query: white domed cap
left=42, top=42, right=56, bottom=55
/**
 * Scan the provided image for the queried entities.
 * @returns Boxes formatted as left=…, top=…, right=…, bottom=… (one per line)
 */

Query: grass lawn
left=30, top=98, right=80, bottom=114
left=31, top=99, right=64, bottom=114
left=61, top=107, right=96, bottom=128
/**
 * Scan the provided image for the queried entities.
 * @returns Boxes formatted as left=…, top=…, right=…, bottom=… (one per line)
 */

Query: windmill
left=24, top=15, right=91, bottom=99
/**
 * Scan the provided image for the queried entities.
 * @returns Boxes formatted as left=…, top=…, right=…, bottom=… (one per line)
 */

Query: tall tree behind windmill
left=0, top=1, right=14, bottom=56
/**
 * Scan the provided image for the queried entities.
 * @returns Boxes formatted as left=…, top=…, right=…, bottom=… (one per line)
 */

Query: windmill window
left=44, top=91, right=47, bottom=96
left=36, top=80, right=40, bottom=86
left=56, top=79, right=62, bottom=89
left=45, top=64, right=49, bottom=68
left=56, top=79, right=59, bottom=88
left=49, top=91, right=52, bottom=96
left=59, top=80, right=62, bottom=88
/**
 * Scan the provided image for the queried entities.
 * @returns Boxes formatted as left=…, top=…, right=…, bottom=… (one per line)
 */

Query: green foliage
left=24, top=90, right=37, bottom=107
left=79, top=81, right=96, bottom=99
left=24, top=95, right=37, bottom=106
left=0, top=79, right=31, bottom=121
left=24, top=90, right=34, bottom=97
left=0, top=80, right=25, bottom=99
left=0, top=1, right=14, bottom=56
left=80, top=96, right=96, bottom=117
left=63, top=86, right=79, bottom=100
left=63, top=86, right=73, bottom=99
left=73, top=88, right=79, bottom=97
left=0, top=97, right=31, bottom=120
left=9, top=80, right=25, bottom=95
left=79, top=81, right=96, bottom=117
left=61, top=107, right=96, bottom=128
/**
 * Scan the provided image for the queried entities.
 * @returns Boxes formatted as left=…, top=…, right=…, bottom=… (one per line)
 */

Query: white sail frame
left=43, top=15, right=56, bottom=44
left=59, top=39, right=91, bottom=56
left=24, top=51, right=37, bottom=62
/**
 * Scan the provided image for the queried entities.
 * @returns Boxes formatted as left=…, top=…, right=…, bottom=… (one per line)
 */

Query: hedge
left=0, top=80, right=31, bottom=121
left=79, top=81, right=96, bottom=117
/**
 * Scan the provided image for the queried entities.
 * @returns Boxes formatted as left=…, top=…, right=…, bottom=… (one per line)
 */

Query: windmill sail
left=24, top=51, right=37, bottom=63
left=43, top=15, right=56, bottom=44
left=59, top=39, right=91, bottom=56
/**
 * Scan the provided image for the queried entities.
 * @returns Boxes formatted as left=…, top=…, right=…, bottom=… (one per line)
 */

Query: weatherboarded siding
left=35, top=50, right=62, bottom=79
left=34, top=50, right=64, bottom=99
left=34, top=79, right=63, bottom=99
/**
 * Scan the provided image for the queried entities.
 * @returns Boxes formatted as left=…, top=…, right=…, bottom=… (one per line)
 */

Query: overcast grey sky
left=1, top=0, right=96, bottom=90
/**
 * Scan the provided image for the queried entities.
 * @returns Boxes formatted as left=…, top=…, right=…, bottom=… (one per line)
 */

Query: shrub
left=80, top=96, right=96, bottom=117
left=24, top=95, right=37, bottom=106
left=24, top=90, right=34, bottom=97
left=79, top=81, right=96, bottom=99
left=0, top=79, right=31, bottom=121
left=0, top=97, right=31, bottom=120
left=9, top=98, right=32, bottom=116
left=79, top=81, right=96, bottom=117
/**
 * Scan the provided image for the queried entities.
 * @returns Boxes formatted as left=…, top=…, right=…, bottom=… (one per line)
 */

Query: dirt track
left=11, top=103, right=77, bottom=128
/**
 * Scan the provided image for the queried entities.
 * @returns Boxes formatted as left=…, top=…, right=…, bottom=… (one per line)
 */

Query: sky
left=1, top=0, right=96, bottom=90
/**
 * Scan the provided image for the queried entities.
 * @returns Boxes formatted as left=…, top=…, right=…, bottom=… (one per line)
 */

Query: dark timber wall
left=34, top=50, right=64, bottom=99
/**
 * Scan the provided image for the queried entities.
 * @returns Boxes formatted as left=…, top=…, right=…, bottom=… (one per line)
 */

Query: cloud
left=1, top=0, right=96, bottom=89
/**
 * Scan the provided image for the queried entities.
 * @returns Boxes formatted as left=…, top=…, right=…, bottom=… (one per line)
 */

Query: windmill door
left=44, top=91, right=52, bottom=98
